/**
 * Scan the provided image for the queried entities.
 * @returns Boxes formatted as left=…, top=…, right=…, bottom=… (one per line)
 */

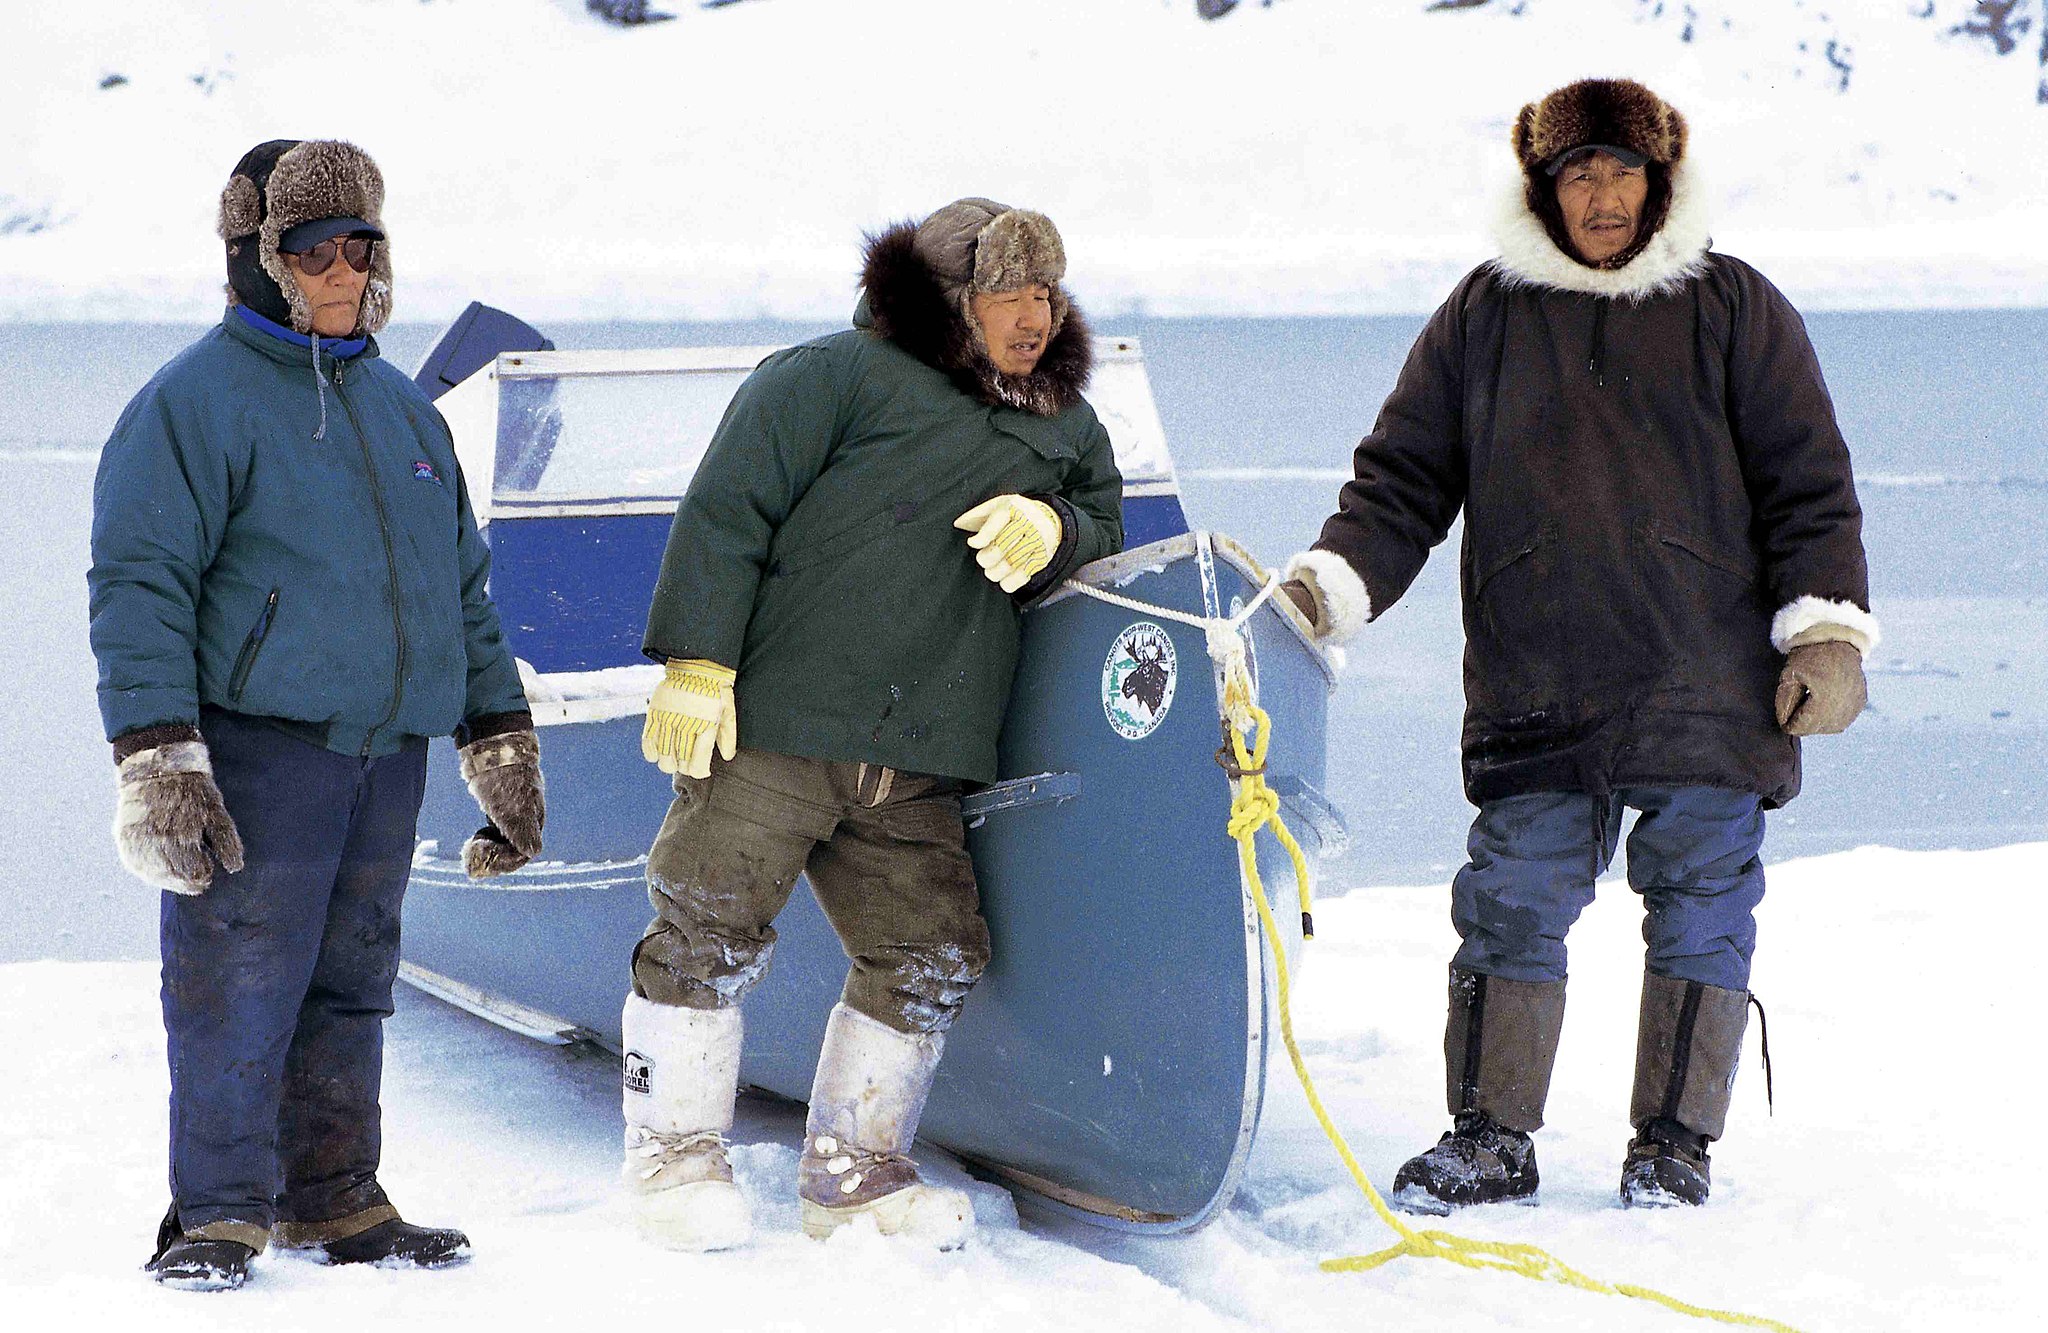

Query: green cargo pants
left=630, top=747, right=991, bottom=1035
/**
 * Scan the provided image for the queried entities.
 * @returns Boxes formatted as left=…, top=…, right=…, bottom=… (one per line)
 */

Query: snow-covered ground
left=3, top=842, right=2040, bottom=1330
left=5, top=0, right=2048, bottom=322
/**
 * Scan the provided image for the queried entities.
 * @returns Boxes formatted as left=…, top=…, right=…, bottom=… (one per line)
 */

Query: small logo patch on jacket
left=624, top=1051, right=653, bottom=1096
left=413, top=460, right=443, bottom=486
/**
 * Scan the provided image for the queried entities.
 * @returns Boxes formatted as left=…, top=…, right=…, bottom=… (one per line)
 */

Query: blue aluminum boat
left=399, top=308, right=1347, bottom=1231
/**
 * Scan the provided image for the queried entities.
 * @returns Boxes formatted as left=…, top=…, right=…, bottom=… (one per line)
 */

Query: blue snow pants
left=1449, top=787, right=1766, bottom=991
left=161, top=708, right=427, bottom=1239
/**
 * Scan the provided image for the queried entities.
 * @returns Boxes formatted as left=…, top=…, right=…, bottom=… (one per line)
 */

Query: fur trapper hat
left=911, top=197, right=1070, bottom=336
left=1508, top=79, right=1690, bottom=275
left=1511, top=78, right=1688, bottom=177
left=217, top=139, right=393, bottom=336
left=861, top=200, right=1091, bottom=417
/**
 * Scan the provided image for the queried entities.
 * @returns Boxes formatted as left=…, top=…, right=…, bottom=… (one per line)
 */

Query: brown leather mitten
left=1774, top=640, right=1867, bottom=736
left=1280, top=578, right=1320, bottom=628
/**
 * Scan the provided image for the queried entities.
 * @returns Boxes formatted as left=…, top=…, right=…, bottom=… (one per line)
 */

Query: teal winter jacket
left=88, top=308, right=527, bottom=757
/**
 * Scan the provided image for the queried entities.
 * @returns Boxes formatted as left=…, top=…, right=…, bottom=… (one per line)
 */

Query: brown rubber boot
left=798, top=1004, right=972, bottom=1247
left=1621, top=973, right=1750, bottom=1208
left=1391, top=968, right=1566, bottom=1214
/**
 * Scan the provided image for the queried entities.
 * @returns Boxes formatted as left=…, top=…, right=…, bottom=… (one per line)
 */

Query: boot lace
left=807, top=1134, right=917, bottom=1198
left=624, top=1125, right=729, bottom=1182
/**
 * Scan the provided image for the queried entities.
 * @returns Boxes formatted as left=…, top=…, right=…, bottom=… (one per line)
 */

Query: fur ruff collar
left=859, top=222, right=1092, bottom=416
left=1489, top=161, right=1712, bottom=301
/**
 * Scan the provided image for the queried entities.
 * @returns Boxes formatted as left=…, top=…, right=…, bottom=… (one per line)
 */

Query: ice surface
left=9, top=302, right=2045, bottom=945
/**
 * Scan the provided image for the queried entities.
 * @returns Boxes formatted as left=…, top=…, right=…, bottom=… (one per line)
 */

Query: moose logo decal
left=1102, top=622, right=1177, bottom=741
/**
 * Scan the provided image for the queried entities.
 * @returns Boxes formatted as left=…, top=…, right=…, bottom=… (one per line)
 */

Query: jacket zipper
left=333, top=360, right=409, bottom=756
left=1588, top=299, right=1609, bottom=387
left=227, top=587, right=281, bottom=702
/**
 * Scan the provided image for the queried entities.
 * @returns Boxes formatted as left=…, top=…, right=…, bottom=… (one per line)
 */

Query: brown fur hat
left=861, top=211, right=1091, bottom=418
left=1510, top=80, right=1689, bottom=273
left=910, top=197, right=1070, bottom=339
left=1511, top=78, right=1688, bottom=176
left=217, top=139, right=394, bottom=336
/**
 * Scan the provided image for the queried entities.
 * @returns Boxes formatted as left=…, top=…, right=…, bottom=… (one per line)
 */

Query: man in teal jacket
left=87, top=140, right=544, bottom=1291
left=621, top=199, right=1123, bottom=1252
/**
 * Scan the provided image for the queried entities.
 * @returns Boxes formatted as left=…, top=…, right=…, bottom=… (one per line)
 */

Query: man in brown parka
left=1281, top=79, right=1876, bottom=1211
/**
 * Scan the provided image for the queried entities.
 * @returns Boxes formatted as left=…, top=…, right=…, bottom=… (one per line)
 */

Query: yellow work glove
left=953, top=495, right=1062, bottom=594
left=641, top=659, right=737, bottom=778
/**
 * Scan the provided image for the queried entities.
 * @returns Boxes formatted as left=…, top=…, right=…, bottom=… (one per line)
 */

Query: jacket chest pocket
left=385, top=450, right=461, bottom=569
left=991, top=411, right=1079, bottom=469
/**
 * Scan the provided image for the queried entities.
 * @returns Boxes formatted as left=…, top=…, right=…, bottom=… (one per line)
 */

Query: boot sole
left=153, top=1267, right=247, bottom=1292
left=276, top=1238, right=474, bottom=1268
left=799, top=1188, right=971, bottom=1248
left=1390, top=1183, right=1540, bottom=1217
left=636, top=1179, right=752, bottom=1252
left=1620, top=1181, right=1705, bottom=1209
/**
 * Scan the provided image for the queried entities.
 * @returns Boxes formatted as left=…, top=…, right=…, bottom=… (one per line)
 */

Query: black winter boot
left=1621, top=1117, right=1712, bottom=1207
left=275, top=1204, right=471, bottom=1269
left=318, top=1218, right=471, bottom=1267
left=1622, top=973, right=1749, bottom=1209
left=1392, top=1111, right=1539, bottom=1215
left=1391, top=969, right=1566, bottom=1214
left=144, top=1205, right=255, bottom=1292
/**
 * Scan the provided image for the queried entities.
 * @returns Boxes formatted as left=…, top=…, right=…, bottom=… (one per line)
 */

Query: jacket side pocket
left=227, top=588, right=281, bottom=703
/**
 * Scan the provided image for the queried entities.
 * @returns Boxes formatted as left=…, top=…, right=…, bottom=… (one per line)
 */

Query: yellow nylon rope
left=1218, top=664, right=1801, bottom=1333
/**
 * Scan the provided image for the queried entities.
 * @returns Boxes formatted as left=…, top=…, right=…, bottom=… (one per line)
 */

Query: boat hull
left=402, top=532, right=1341, bottom=1231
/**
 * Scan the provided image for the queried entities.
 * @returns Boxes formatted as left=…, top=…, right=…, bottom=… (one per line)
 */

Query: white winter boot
left=620, top=993, right=751, bottom=1252
left=797, top=1003, right=973, bottom=1248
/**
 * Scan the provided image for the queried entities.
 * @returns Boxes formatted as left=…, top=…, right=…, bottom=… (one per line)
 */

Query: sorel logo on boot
left=624, top=1051, right=653, bottom=1096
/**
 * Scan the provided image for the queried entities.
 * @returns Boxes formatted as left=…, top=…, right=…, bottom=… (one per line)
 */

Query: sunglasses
left=288, top=236, right=376, bottom=276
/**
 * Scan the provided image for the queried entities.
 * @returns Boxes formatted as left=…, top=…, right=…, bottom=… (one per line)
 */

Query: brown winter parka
left=1308, top=167, right=1872, bottom=807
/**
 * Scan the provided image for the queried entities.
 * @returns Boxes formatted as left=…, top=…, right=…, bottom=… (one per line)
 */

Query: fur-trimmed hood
left=856, top=220, right=1092, bottom=417
left=1489, top=158, right=1712, bottom=301
left=1491, top=78, right=1711, bottom=302
left=217, top=139, right=393, bottom=336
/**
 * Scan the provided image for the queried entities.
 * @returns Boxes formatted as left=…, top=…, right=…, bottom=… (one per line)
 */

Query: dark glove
left=1775, top=640, right=1867, bottom=736
left=114, top=740, right=245, bottom=894
left=1279, top=578, right=1320, bottom=628
left=458, top=728, right=544, bottom=878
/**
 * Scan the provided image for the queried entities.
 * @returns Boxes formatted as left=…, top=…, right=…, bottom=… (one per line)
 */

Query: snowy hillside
left=4, top=843, right=2040, bottom=1330
left=5, top=0, right=2048, bottom=321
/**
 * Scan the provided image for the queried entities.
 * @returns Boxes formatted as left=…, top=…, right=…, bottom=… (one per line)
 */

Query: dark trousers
left=1449, top=786, right=1767, bottom=990
left=632, top=747, right=991, bottom=1035
left=162, top=709, right=426, bottom=1237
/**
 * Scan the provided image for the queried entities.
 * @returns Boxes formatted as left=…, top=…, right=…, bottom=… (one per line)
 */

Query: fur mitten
left=114, top=741, right=246, bottom=894
left=458, top=729, right=544, bottom=878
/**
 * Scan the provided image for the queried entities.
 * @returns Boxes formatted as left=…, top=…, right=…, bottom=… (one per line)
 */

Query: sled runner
left=398, top=305, right=1346, bottom=1231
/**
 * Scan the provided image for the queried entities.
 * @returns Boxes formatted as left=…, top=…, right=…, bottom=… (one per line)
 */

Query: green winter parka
left=642, top=225, right=1125, bottom=783
left=88, top=307, right=528, bottom=757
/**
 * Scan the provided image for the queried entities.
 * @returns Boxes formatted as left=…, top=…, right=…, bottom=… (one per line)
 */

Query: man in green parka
left=618, top=199, right=1123, bottom=1252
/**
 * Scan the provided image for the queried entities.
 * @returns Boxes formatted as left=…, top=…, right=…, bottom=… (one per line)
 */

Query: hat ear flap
left=218, top=174, right=262, bottom=240
left=358, top=241, right=394, bottom=336
left=1662, top=104, right=1689, bottom=166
